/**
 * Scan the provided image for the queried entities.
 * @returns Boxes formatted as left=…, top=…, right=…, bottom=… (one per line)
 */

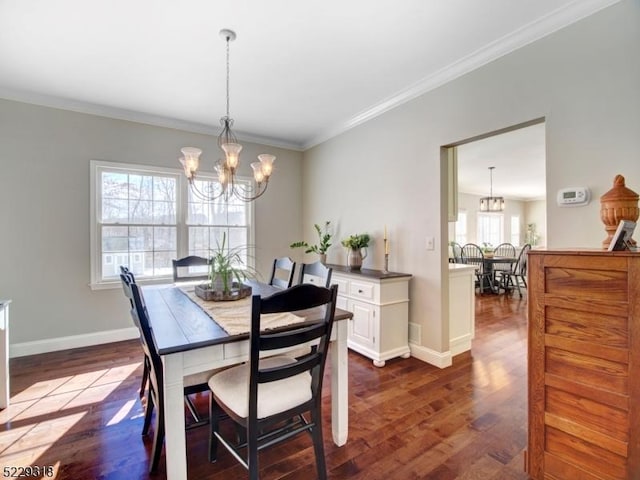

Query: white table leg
left=331, top=319, right=348, bottom=446
left=163, top=353, right=187, bottom=480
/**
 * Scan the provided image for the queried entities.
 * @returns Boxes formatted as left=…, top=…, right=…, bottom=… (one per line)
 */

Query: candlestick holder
left=383, top=253, right=389, bottom=273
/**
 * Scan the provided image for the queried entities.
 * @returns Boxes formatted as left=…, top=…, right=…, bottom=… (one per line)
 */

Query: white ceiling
left=0, top=0, right=620, bottom=153
left=457, top=123, right=546, bottom=201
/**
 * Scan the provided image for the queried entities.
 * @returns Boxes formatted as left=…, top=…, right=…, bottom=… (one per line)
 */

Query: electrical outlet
left=426, top=237, right=435, bottom=250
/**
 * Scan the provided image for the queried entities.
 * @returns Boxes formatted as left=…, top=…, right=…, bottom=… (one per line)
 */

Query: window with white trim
left=510, top=215, right=521, bottom=246
left=477, top=213, right=503, bottom=247
left=90, top=161, right=253, bottom=287
left=455, top=210, right=468, bottom=245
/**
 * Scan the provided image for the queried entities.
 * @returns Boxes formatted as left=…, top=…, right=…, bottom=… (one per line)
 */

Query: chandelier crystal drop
left=479, top=166, right=505, bottom=212
left=179, top=29, right=275, bottom=202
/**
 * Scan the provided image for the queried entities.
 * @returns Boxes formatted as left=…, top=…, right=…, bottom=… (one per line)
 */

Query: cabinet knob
left=358, top=289, right=363, bottom=293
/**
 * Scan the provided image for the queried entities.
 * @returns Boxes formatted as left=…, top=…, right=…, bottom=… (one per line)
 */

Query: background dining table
left=142, top=280, right=352, bottom=480
left=482, top=256, right=517, bottom=293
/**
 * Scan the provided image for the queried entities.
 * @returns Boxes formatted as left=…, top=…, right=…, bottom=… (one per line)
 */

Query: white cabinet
left=329, top=265, right=411, bottom=367
left=448, top=264, right=475, bottom=355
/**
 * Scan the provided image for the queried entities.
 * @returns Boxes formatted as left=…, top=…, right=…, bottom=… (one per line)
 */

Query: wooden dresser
left=527, top=249, right=640, bottom=480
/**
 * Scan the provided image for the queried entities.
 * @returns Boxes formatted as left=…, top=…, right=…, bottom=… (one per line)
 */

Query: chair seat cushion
left=208, top=356, right=312, bottom=419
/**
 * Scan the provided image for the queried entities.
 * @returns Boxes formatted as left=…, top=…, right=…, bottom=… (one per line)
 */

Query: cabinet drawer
left=350, top=281, right=374, bottom=300
left=333, top=278, right=348, bottom=295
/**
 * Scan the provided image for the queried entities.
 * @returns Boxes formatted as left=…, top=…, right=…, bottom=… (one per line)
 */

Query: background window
left=91, top=161, right=253, bottom=287
left=477, top=213, right=503, bottom=247
left=511, top=215, right=520, bottom=246
left=455, top=210, right=468, bottom=245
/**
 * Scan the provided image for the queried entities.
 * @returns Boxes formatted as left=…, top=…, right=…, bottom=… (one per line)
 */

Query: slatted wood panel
left=527, top=250, right=640, bottom=480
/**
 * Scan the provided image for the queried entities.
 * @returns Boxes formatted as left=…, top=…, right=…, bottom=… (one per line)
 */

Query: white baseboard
left=450, top=334, right=473, bottom=357
left=10, top=327, right=139, bottom=358
left=409, top=343, right=452, bottom=368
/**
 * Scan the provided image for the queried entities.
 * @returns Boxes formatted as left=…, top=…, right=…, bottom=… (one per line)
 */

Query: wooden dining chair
left=498, top=244, right=531, bottom=298
left=492, top=242, right=517, bottom=282
left=268, top=257, right=296, bottom=289
left=461, top=243, right=493, bottom=294
left=450, top=242, right=464, bottom=263
left=207, top=283, right=338, bottom=480
left=119, top=266, right=150, bottom=398
left=172, top=255, right=210, bottom=283
left=121, top=277, right=217, bottom=473
left=297, top=260, right=333, bottom=287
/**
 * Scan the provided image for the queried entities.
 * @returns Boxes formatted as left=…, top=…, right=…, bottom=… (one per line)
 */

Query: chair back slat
left=516, top=244, right=532, bottom=275
left=450, top=242, right=464, bottom=263
left=260, top=322, right=327, bottom=351
left=172, top=255, right=210, bottom=283
left=258, top=354, right=322, bottom=384
left=461, top=243, right=485, bottom=270
left=492, top=243, right=517, bottom=272
left=268, top=257, right=296, bottom=289
left=249, top=283, right=337, bottom=395
left=298, top=261, right=333, bottom=287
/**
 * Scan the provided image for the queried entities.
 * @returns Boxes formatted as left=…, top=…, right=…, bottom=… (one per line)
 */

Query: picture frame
left=607, top=219, right=636, bottom=251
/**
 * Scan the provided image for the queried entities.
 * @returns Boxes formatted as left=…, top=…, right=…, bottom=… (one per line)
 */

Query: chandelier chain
left=225, top=34, right=231, bottom=119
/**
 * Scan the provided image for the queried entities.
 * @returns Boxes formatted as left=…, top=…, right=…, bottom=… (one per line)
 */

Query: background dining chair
left=172, top=255, right=210, bottom=283
left=268, top=256, right=296, bottom=289
left=450, top=242, right=464, bottom=263
left=207, top=283, right=338, bottom=480
left=461, top=243, right=493, bottom=294
left=297, top=260, right=332, bottom=287
left=491, top=242, right=517, bottom=283
left=121, top=277, right=217, bottom=473
left=498, top=244, right=531, bottom=298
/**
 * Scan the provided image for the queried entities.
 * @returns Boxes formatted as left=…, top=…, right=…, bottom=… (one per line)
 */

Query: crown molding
left=0, top=87, right=303, bottom=151
left=303, top=0, right=622, bottom=150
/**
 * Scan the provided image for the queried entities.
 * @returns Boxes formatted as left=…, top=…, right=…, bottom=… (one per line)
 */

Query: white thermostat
left=557, top=187, right=590, bottom=207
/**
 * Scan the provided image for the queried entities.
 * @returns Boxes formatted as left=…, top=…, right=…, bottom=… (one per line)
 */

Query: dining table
left=142, top=280, right=352, bottom=480
left=482, top=256, right=517, bottom=292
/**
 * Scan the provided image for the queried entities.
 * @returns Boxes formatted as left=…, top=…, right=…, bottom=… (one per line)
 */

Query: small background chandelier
left=479, top=166, right=505, bottom=212
left=179, top=29, right=275, bottom=202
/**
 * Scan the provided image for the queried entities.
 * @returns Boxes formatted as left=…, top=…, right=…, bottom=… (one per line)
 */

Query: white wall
left=0, top=99, right=302, bottom=354
left=524, top=200, right=547, bottom=247
left=302, top=1, right=640, bottom=365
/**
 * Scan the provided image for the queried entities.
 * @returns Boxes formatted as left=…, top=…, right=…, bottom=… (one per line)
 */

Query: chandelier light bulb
left=258, top=154, right=275, bottom=177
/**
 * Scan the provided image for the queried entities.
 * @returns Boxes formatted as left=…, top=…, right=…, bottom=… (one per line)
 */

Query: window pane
left=102, top=172, right=129, bottom=199
left=102, top=226, right=129, bottom=253
left=94, top=162, right=252, bottom=284
left=477, top=213, right=503, bottom=246
left=455, top=211, right=467, bottom=245
left=102, top=199, right=128, bottom=223
left=128, top=174, right=153, bottom=201
left=511, top=216, right=520, bottom=246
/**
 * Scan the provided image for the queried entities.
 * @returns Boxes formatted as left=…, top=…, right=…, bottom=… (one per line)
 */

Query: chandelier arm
left=188, top=178, right=227, bottom=202
left=227, top=177, right=270, bottom=202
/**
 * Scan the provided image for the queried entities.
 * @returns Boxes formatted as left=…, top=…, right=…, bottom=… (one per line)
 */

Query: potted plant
left=290, top=221, right=333, bottom=263
left=341, top=233, right=371, bottom=270
left=195, top=232, right=255, bottom=301
left=481, top=242, right=494, bottom=257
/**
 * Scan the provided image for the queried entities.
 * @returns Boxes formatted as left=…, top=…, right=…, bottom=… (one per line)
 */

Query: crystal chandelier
left=479, top=166, right=505, bottom=212
left=179, top=29, right=275, bottom=202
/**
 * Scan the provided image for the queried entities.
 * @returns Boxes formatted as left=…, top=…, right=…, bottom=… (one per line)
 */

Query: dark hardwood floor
left=1, top=293, right=529, bottom=479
